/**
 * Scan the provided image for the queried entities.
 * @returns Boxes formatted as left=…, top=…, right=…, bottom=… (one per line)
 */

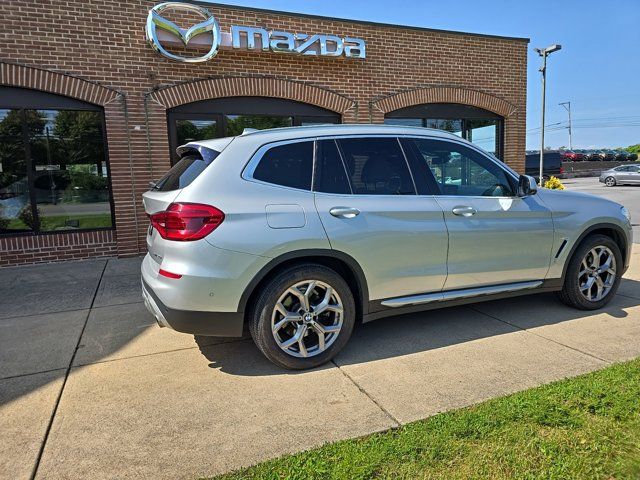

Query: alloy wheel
left=605, top=176, right=616, bottom=187
left=271, top=280, right=344, bottom=358
left=578, top=246, right=616, bottom=302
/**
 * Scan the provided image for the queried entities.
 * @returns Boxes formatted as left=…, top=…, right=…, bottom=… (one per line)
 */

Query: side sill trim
left=380, top=280, right=544, bottom=308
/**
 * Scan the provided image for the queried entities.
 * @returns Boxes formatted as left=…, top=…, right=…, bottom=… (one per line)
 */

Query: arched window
left=0, top=86, right=114, bottom=235
left=384, top=103, right=504, bottom=159
left=167, top=97, right=341, bottom=164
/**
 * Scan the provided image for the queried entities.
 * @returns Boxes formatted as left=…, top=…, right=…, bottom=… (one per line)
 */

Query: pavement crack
left=330, top=360, right=401, bottom=428
left=466, top=306, right=611, bottom=365
left=29, top=260, right=109, bottom=480
left=0, top=367, right=67, bottom=382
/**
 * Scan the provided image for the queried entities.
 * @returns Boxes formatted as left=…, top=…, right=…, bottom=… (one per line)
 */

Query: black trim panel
left=364, top=279, right=563, bottom=323
left=143, top=279, right=244, bottom=337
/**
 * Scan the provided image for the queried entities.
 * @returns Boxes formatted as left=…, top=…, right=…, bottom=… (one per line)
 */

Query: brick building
left=0, top=1, right=528, bottom=266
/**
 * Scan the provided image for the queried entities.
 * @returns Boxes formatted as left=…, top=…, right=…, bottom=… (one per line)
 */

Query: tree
left=625, top=144, right=640, bottom=154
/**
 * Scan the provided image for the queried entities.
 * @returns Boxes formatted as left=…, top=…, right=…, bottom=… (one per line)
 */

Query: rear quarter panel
left=174, top=137, right=331, bottom=258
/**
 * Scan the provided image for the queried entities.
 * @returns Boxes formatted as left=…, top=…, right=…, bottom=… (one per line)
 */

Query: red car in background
left=560, top=150, right=586, bottom=161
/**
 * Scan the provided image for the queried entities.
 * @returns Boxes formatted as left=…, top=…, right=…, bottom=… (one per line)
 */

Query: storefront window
left=0, top=107, right=113, bottom=234
left=0, top=109, right=31, bottom=232
left=225, top=115, right=293, bottom=136
left=176, top=119, right=218, bottom=146
left=167, top=97, right=341, bottom=164
left=383, top=118, right=422, bottom=127
left=425, top=119, right=463, bottom=137
left=384, top=104, right=504, bottom=159
left=466, top=119, right=499, bottom=155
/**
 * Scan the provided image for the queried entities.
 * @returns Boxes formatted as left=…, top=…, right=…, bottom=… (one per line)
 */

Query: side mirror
left=518, top=175, right=538, bottom=197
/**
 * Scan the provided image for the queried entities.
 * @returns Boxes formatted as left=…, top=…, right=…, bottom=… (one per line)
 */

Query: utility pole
left=559, top=101, right=572, bottom=150
left=534, top=44, right=562, bottom=185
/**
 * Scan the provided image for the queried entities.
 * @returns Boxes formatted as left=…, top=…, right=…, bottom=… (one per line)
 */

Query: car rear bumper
left=142, top=278, right=244, bottom=336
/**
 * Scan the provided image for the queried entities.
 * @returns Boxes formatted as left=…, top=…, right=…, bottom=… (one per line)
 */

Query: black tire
left=604, top=176, right=616, bottom=187
left=248, top=264, right=356, bottom=369
left=557, top=234, right=622, bottom=310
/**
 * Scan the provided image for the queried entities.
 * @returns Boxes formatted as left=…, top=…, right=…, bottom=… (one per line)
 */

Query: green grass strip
left=212, top=358, right=640, bottom=480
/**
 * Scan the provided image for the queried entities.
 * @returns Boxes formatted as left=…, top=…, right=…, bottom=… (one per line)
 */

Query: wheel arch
left=239, top=249, right=369, bottom=320
left=561, top=223, right=629, bottom=281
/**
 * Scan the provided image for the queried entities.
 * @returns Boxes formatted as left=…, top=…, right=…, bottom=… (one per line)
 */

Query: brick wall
left=0, top=1, right=528, bottom=266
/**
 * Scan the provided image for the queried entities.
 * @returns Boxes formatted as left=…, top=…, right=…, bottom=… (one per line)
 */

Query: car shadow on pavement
left=194, top=279, right=640, bottom=376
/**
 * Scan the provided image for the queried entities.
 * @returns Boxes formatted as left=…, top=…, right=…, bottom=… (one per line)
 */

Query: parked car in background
left=560, top=150, right=586, bottom=162
left=585, top=150, right=603, bottom=161
left=628, top=152, right=639, bottom=161
left=602, top=150, right=617, bottom=161
left=525, top=150, right=563, bottom=182
left=600, top=164, right=640, bottom=186
left=614, top=150, right=630, bottom=161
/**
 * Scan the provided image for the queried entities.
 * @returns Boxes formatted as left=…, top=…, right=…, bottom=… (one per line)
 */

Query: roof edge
left=196, top=1, right=530, bottom=43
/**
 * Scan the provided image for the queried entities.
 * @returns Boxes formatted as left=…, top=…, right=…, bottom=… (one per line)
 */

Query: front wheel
left=248, top=264, right=356, bottom=369
left=557, top=234, right=622, bottom=310
left=604, top=176, right=616, bottom=187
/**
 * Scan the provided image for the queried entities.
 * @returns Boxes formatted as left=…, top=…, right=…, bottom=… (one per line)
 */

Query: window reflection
left=0, top=109, right=31, bottom=232
left=466, top=119, right=499, bottom=154
left=0, top=108, right=113, bottom=234
left=176, top=119, right=218, bottom=145
left=225, top=115, right=293, bottom=136
left=384, top=113, right=503, bottom=159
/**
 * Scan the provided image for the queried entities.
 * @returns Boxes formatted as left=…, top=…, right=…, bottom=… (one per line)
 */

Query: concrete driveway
left=1, top=248, right=639, bottom=480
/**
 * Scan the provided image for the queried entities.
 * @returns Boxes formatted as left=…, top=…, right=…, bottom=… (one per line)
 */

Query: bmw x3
left=141, top=125, right=632, bottom=369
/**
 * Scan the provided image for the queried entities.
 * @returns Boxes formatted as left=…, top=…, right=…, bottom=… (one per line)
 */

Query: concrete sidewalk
left=1, top=247, right=639, bottom=480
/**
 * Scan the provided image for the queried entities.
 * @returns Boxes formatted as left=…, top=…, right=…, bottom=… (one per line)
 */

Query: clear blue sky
left=207, top=0, right=640, bottom=149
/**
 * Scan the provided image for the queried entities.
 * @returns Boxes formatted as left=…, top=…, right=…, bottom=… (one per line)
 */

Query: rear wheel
left=557, top=234, right=622, bottom=310
left=248, top=264, right=356, bottom=369
left=604, top=176, right=616, bottom=187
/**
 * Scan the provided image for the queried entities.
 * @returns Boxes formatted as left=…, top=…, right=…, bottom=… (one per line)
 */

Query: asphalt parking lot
left=563, top=176, right=640, bottom=242
left=2, top=181, right=640, bottom=479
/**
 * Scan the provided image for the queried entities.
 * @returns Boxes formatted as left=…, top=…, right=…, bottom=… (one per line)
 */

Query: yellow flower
left=544, top=176, right=565, bottom=190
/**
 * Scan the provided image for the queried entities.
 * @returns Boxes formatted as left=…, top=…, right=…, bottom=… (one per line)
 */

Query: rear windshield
left=153, top=152, right=219, bottom=191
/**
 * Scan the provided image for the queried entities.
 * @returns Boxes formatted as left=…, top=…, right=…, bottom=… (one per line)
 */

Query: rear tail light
left=150, top=203, right=224, bottom=241
left=159, top=269, right=182, bottom=279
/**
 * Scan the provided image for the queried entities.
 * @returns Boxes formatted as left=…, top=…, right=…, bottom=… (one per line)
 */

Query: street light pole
left=534, top=44, right=562, bottom=186
left=559, top=101, right=572, bottom=150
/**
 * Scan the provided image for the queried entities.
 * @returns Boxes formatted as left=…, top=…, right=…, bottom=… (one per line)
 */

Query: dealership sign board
left=146, top=2, right=367, bottom=63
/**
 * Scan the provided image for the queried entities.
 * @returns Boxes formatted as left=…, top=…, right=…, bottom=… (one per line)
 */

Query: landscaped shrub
left=544, top=176, right=565, bottom=190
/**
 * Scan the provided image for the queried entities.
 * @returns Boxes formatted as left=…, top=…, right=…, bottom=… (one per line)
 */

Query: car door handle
left=452, top=206, right=477, bottom=217
left=329, top=206, right=360, bottom=219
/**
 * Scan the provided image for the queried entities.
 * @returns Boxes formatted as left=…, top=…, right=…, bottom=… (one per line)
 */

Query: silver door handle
left=330, top=206, right=360, bottom=219
left=452, top=206, right=477, bottom=217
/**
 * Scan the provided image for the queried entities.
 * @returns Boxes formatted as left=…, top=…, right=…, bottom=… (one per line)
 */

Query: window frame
left=0, top=106, right=116, bottom=237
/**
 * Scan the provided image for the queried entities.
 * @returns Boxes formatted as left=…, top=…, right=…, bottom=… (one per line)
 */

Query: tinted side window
left=155, top=153, right=217, bottom=191
left=253, top=141, right=314, bottom=190
left=412, top=139, right=514, bottom=197
left=337, top=137, right=415, bottom=195
left=314, top=140, right=351, bottom=194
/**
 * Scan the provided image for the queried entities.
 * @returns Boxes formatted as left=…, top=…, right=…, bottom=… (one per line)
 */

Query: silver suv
left=142, top=125, right=632, bottom=369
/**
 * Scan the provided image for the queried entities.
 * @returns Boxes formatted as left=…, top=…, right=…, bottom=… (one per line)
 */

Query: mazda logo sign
left=146, top=2, right=221, bottom=63
left=146, top=2, right=366, bottom=63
